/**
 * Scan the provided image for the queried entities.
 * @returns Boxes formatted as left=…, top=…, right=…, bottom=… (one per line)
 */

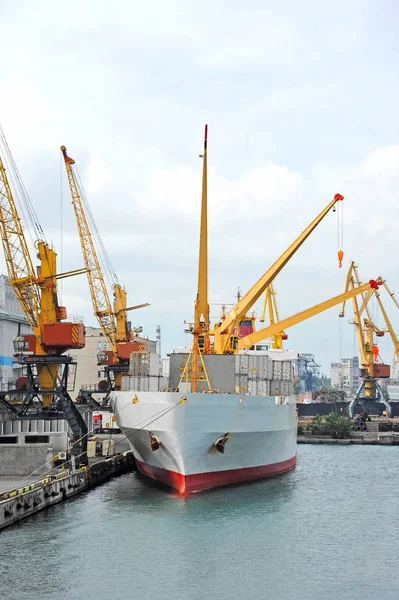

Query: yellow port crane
left=186, top=125, right=347, bottom=391
left=237, top=278, right=382, bottom=350
left=0, top=129, right=88, bottom=460
left=60, top=146, right=149, bottom=391
left=339, top=261, right=393, bottom=416
left=259, top=282, right=287, bottom=349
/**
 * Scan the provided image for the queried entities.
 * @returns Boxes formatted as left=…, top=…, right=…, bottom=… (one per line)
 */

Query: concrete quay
left=0, top=436, right=136, bottom=531
left=297, top=433, right=399, bottom=445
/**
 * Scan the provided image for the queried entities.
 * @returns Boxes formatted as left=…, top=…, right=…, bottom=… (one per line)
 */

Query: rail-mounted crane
left=0, top=131, right=88, bottom=461
left=340, top=261, right=399, bottom=416
left=60, top=146, right=149, bottom=392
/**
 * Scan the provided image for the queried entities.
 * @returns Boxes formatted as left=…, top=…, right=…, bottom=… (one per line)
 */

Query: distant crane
left=0, top=130, right=88, bottom=461
left=296, top=353, right=321, bottom=392
left=339, top=261, right=395, bottom=416
left=60, top=146, right=149, bottom=393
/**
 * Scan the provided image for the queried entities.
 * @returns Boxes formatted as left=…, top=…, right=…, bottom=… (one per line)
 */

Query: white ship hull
left=110, top=391, right=297, bottom=494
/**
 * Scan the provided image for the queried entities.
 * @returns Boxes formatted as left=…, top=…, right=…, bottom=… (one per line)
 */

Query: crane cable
left=336, top=198, right=344, bottom=268
left=0, top=125, right=46, bottom=246
left=72, top=162, right=120, bottom=290
left=59, top=151, right=64, bottom=303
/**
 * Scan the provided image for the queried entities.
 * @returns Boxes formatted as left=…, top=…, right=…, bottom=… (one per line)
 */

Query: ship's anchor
left=214, top=433, right=230, bottom=454
left=149, top=431, right=160, bottom=451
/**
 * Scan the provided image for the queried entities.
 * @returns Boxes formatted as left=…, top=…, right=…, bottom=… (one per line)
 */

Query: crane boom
left=383, top=282, right=399, bottom=310
left=218, top=194, right=343, bottom=334
left=0, top=156, right=40, bottom=334
left=196, top=124, right=209, bottom=329
left=61, top=145, right=150, bottom=391
left=214, top=193, right=344, bottom=353
left=339, top=262, right=368, bottom=365
left=375, top=291, right=399, bottom=365
left=190, top=125, right=210, bottom=391
left=60, top=146, right=116, bottom=352
left=350, top=290, right=369, bottom=368
left=237, top=279, right=381, bottom=350
left=339, top=261, right=374, bottom=319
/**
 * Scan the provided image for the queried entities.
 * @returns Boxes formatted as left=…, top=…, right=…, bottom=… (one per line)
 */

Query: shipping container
left=247, top=379, right=271, bottom=396
left=121, top=375, right=168, bottom=392
left=129, top=352, right=161, bottom=376
left=272, top=360, right=292, bottom=381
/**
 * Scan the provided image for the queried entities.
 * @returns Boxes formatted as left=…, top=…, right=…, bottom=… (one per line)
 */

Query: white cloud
left=1, top=0, right=399, bottom=374
left=86, top=158, right=111, bottom=194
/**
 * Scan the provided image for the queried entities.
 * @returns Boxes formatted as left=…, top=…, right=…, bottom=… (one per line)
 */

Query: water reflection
left=103, top=467, right=297, bottom=521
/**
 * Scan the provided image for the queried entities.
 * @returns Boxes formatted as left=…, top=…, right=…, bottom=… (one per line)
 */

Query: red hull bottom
left=135, top=456, right=297, bottom=495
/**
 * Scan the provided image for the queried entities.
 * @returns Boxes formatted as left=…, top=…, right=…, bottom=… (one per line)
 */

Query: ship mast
left=192, top=124, right=209, bottom=392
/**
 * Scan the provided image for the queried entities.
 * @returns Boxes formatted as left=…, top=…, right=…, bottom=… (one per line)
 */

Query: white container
left=121, top=375, right=168, bottom=392
left=247, top=379, right=271, bottom=396
left=102, top=439, right=115, bottom=456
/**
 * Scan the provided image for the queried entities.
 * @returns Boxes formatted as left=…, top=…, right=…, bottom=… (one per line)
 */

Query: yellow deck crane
left=259, top=282, right=287, bottom=349
left=60, top=146, right=149, bottom=393
left=0, top=130, right=88, bottom=461
left=208, top=194, right=345, bottom=355
left=339, top=261, right=393, bottom=416
left=185, top=125, right=351, bottom=391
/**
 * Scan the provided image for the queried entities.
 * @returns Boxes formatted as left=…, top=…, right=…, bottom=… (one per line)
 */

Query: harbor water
left=1, top=445, right=399, bottom=600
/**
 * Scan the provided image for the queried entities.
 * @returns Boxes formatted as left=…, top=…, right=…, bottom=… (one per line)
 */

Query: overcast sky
left=1, top=0, right=399, bottom=373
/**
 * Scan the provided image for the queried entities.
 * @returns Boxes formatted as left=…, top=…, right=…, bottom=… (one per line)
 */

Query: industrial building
left=71, top=326, right=157, bottom=397
left=0, top=275, right=31, bottom=391
left=330, top=356, right=360, bottom=393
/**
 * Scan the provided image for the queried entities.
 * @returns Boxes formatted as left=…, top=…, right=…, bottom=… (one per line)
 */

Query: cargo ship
left=110, top=387, right=297, bottom=495
left=111, top=125, right=345, bottom=494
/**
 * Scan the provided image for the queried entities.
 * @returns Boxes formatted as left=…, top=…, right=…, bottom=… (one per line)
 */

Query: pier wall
left=0, top=469, right=87, bottom=530
left=297, top=401, right=399, bottom=418
left=0, top=450, right=136, bottom=531
left=0, top=444, right=51, bottom=476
